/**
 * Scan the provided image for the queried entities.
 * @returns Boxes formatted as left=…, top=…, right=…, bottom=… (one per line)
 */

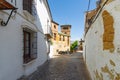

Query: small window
left=54, top=25, right=56, bottom=29
left=63, top=36, right=65, bottom=41
left=67, top=37, right=69, bottom=46
left=54, top=33, right=56, bottom=40
left=63, top=27, right=68, bottom=30
left=23, top=28, right=37, bottom=63
left=59, top=35, right=61, bottom=41
left=64, top=32, right=67, bottom=34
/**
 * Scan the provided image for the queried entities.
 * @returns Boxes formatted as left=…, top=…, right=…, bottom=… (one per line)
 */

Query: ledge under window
left=23, top=58, right=37, bottom=66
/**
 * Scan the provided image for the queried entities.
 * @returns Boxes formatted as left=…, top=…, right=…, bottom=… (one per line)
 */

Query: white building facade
left=0, top=0, right=52, bottom=80
left=84, top=0, right=120, bottom=80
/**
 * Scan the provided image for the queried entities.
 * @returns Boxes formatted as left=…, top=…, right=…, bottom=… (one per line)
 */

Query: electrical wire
left=85, top=0, right=91, bottom=21
left=87, top=0, right=91, bottom=12
left=84, top=0, right=91, bottom=36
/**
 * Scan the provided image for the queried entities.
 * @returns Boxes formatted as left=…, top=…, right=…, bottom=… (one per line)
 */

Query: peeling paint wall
left=102, top=10, right=115, bottom=52
left=83, top=0, right=120, bottom=80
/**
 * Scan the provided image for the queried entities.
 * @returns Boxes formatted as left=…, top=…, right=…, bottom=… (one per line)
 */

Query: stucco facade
left=51, top=21, right=71, bottom=56
left=0, top=0, right=52, bottom=80
left=84, top=0, right=120, bottom=80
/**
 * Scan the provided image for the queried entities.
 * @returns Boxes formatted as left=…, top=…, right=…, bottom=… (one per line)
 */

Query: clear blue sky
left=48, top=0, right=96, bottom=41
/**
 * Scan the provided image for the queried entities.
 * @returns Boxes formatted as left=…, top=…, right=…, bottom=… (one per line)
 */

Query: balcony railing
left=44, top=25, right=53, bottom=39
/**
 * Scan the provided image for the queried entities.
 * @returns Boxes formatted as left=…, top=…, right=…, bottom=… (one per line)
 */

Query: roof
left=61, top=25, right=71, bottom=28
left=0, top=0, right=16, bottom=10
left=52, top=20, right=59, bottom=25
left=58, top=32, right=70, bottom=37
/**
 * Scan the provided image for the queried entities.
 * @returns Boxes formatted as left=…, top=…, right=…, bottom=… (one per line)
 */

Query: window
left=63, top=27, right=68, bottom=30
left=54, top=33, right=56, bottom=40
left=54, top=25, right=56, bottom=29
left=23, top=29, right=37, bottom=63
left=23, top=0, right=33, bottom=14
left=59, top=35, right=61, bottom=41
left=63, top=36, right=65, bottom=41
left=67, top=37, right=69, bottom=46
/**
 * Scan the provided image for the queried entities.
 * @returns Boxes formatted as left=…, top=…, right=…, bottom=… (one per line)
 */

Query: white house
left=0, top=0, right=52, bottom=80
left=84, top=0, right=120, bottom=79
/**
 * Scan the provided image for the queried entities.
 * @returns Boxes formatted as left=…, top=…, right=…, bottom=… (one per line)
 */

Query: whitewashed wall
left=49, top=45, right=54, bottom=58
left=0, top=0, right=51, bottom=80
left=84, top=0, right=120, bottom=79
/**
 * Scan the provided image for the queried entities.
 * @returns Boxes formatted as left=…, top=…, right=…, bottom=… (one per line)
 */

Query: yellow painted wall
left=51, top=21, right=70, bottom=55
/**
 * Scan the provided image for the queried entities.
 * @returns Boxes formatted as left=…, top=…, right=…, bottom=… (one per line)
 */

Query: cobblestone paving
left=26, top=52, right=91, bottom=80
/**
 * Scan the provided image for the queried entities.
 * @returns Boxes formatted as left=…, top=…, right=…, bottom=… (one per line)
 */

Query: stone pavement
left=23, top=52, right=91, bottom=80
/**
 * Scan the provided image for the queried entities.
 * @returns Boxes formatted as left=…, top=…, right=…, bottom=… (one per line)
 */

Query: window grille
left=23, top=28, right=37, bottom=63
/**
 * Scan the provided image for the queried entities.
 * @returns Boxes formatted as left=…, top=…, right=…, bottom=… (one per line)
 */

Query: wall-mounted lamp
left=0, top=0, right=18, bottom=26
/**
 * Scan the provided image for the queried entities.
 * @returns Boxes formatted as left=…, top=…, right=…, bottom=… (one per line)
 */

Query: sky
left=48, top=0, right=96, bottom=41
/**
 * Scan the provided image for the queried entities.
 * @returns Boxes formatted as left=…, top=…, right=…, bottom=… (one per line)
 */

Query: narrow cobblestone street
left=26, top=52, right=91, bottom=80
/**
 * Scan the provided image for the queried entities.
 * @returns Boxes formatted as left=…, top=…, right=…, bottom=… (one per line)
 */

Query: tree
left=70, top=41, right=78, bottom=52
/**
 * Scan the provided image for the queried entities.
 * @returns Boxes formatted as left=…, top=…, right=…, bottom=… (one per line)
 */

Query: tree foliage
left=70, top=41, right=78, bottom=51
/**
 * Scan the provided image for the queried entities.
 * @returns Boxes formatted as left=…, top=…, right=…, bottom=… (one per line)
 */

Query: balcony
left=44, top=25, right=53, bottom=39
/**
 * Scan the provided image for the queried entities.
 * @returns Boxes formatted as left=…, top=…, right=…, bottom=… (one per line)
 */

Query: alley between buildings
left=23, top=52, right=91, bottom=80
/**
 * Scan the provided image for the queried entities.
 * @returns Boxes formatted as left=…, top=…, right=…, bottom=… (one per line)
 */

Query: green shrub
left=70, top=41, right=78, bottom=51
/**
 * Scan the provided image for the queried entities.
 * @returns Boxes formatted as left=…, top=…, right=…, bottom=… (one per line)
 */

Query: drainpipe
left=46, top=20, right=51, bottom=60
left=85, top=45, right=86, bottom=64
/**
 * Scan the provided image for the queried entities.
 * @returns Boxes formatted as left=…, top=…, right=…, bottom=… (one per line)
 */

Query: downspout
left=46, top=20, right=50, bottom=60
left=85, top=45, right=86, bottom=64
